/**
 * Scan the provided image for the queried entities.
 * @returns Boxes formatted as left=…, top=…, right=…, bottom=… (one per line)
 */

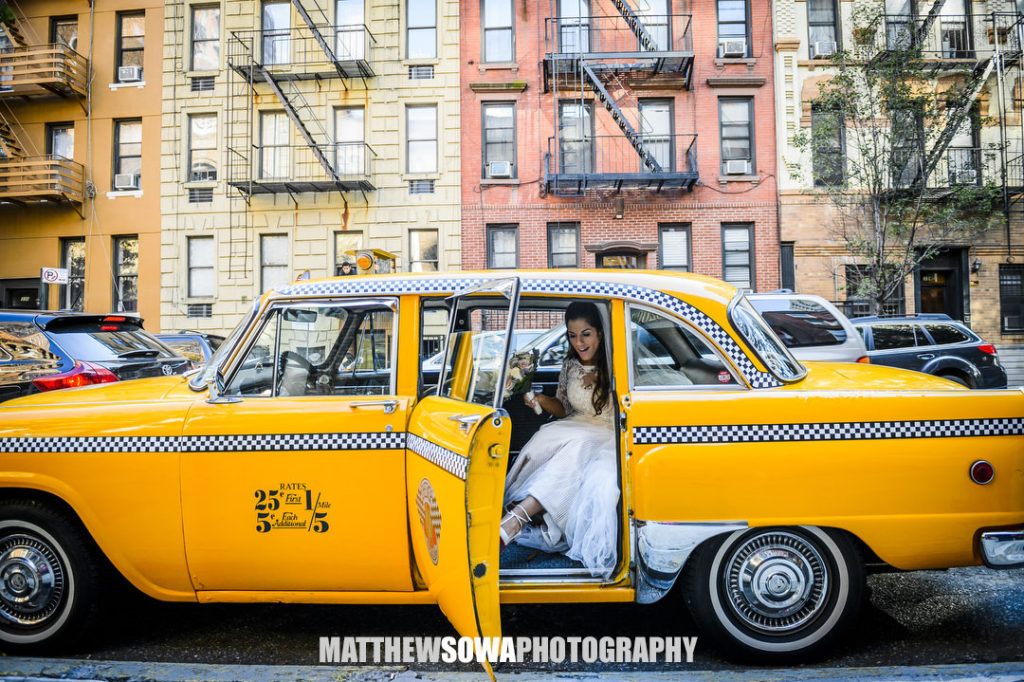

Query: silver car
left=747, top=293, right=868, bottom=363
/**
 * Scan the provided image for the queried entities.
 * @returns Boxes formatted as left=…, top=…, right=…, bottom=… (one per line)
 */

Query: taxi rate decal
left=255, top=483, right=331, bottom=533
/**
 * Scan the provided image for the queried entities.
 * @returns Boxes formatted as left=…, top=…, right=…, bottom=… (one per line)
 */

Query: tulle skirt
left=503, top=415, right=619, bottom=578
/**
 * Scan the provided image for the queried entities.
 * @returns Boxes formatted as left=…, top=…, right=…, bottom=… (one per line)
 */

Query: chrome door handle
left=351, top=399, right=399, bottom=414
left=917, top=353, right=935, bottom=360
left=448, top=413, right=482, bottom=433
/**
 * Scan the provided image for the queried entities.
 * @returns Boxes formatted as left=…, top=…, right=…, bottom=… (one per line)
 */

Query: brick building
left=460, top=0, right=780, bottom=290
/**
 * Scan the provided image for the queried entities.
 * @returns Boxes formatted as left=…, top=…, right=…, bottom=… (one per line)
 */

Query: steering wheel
left=278, top=351, right=319, bottom=395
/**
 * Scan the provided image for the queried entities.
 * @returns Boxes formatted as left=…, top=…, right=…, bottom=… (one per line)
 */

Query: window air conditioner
left=725, top=159, right=751, bottom=175
left=118, top=65, right=142, bottom=82
left=488, top=161, right=513, bottom=178
left=114, top=173, right=139, bottom=190
left=720, top=39, right=747, bottom=58
left=953, top=168, right=977, bottom=184
left=811, top=41, right=837, bottom=59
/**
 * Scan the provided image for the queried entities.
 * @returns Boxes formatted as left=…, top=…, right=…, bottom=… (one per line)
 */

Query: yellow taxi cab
left=0, top=270, right=1021, bottom=662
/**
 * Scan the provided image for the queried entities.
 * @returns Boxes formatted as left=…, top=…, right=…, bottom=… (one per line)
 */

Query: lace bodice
left=555, top=358, right=613, bottom=426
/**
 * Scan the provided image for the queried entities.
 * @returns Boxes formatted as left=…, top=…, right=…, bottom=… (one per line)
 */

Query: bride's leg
left=500, top=495, right=543, bottom=547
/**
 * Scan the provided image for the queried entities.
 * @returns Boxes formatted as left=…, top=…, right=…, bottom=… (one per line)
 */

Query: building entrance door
left=916, top=248, right=966, bottom=320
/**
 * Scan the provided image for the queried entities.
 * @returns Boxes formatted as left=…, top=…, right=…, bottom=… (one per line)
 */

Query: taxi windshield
left=188, top=301, right=259, bottom=390
left=729, top=296, right=806, bottom=382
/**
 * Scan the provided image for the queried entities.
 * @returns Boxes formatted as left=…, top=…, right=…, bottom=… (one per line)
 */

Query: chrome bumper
left=980, top=531, right=1024, bottom=568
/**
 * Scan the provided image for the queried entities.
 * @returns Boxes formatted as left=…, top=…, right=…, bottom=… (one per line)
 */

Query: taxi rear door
left=406, top=279, right=517, bottom=651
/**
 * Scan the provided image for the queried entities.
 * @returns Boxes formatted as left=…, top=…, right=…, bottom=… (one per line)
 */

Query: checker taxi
left=0, top=271, right=1021, bottom=663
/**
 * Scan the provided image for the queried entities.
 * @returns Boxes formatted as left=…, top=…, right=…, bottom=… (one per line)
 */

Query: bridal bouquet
left=503, top=348, right=539, bottom=407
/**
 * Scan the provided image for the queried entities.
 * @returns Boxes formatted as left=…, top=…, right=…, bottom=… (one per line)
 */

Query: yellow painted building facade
left=159, top=0, right=462, bottom=334
left=0, top=0, right=164, bottom=326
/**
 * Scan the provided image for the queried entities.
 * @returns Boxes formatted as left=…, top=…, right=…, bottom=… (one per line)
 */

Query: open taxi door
left=406, top=278, right=519, bottom=674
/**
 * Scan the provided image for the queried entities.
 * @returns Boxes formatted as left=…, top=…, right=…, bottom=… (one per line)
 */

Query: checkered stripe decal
left=407, top=433, right=469, bottom=480
left=276, top=276, right=781, bottom=388
left=633, top=417, right=1024, bottom=445
left=0, top=432, right=407, bottom=454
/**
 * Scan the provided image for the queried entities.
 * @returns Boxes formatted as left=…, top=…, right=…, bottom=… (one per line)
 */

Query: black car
left=0, top=311, right=191, bottom=403
left=155, top=330, right=226, bottom=368
left=852, top=314, right=1008, bottom=389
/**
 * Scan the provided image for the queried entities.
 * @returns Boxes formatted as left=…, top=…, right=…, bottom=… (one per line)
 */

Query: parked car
left=747, top=293, right=868, bottom=363
left=852, top=314, right=1008, bottom=389
left=156, top=330, right=226, bottom=368
left=0, top=311, right=191, bottom=403
left=0, top=272, right=1021, bottom=665
left=421, top=328, right=545, bottom=370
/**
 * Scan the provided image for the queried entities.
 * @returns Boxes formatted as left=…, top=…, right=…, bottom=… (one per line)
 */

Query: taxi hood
left=792, top=361, right=971, bottom=391
left=0, top=375, right=191, bottom=409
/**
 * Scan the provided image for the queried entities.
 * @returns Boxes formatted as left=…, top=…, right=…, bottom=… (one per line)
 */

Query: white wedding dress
left=503, top=357, right=619, bottom=578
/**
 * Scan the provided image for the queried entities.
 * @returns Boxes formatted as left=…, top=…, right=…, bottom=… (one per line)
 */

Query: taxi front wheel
left=682, top=526, right=864, bottom=662
left=0, top=500, right=100, bottom=650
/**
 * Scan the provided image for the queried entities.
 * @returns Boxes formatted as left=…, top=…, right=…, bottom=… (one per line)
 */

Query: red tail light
left=978, top=344, right=997, bottom=355
left=856, top=356, right=871, bottom=364
left=103, top=316, right=126, bottom=322
left=32, top=361, right=119, bottom=391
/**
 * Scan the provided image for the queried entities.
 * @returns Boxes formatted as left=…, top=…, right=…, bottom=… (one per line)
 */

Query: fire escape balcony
left=227, top=24, right=375, bottom=81
left=0, top=43, right=88, bottom=98
left=227, top=142, right=375, bottom=196
left=545, top=14, right=693, bottom=84
left=0, top=155, right=85, bottom=206
left=870, top=12, right=1022, bottom=66
left=545, top=134, right=697, bottom=195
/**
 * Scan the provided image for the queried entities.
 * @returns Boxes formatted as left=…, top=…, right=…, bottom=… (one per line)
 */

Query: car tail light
left=32, top=361, right=119, bottom=391
left=970, top=460, right=994, bottom=485
left=978, top=344, right=997, bottom=355
left=856, top=356, right=870, bottom=364
left=103, top=316, right=126, bottom=322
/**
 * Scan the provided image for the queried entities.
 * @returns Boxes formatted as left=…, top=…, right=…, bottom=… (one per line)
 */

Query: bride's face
left=566, top=318, right=601, bottom=365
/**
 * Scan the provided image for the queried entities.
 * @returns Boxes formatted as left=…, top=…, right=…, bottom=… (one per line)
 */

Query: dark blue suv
left=852, top=314, right=1007, bottom=389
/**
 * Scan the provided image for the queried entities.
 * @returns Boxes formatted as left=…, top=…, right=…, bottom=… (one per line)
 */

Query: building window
left=558, top=100, right=593, bottom=174
left=659, top=223, right=690, bottom=271
left=410, top=229, right=439, bottom=272
left=722, top=223, right=753, bottom=290
left=47, top=122, right=74, bottom=160
left=260, top=234, right=289, bottom=291
left=113, top=236, right=139, bottom=313
left=407, top=0, right=436, bottom=59
left=891, top=107, right=924, bottom=187
left=336, top=0, right=365, bottom=59
left=844, top=264, right=906, bottom=317
left=50, top=16, right=78, bottom=50
left=807, top=0, right=839, bottom=52
left=59, top=237, right=85, bottom=311
left=719, top=97, right=754, bottom=175
left=113, top=119, right=142, bottom=190
left=639, top=99, right=673, bottom=171
left=116, top=12, right=145, bottom=80
left=599, top=252, right=646, bottom=268
left=334, top=231, right=363, bottom=275
left=558, top=0, right=590, bottom=53
left=811, top=107, right=844, bottom=186
left=482, top=102, right=515, bottom=178
left=191, top=5, right=220, bottom=70
left=482, top=0, right=513, bottom=62
left=487, top=224, right=518, bottom=268
left=188, top=114, right=217, bottom=181
left=999, top=264, right=1024, bottom=333
left=407, top=105, right=437, bottom=173
left=262, top=0, right=291, bottom=66
left=547, top=222, right=579, bottom=268
left=187, top=236, right=214, bottom=298
left=260, top=111, right=289, bottom=179
left=716, top=0, right=749, bottom=57
left=636, top=0, right=668, bottom=50
left=334, top=107, right=365, bottom=175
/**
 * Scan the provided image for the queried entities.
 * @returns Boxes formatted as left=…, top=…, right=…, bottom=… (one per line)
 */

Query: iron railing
left=227, top=24, right=375, bottom=79
left=545, top=14, right=692, bottom=58
left=0, top=156, right=85, bottom=204
left=0, top=43, right=88, bottom=97
left=227, top=142, right=375, bottom=194
left=868, top=12, right=1022, bottom=60
left=545, top=133, right=697, bottom=190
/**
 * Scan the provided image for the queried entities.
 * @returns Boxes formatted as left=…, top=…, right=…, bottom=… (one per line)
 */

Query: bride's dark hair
left=564, top=301, right=610, bottom=416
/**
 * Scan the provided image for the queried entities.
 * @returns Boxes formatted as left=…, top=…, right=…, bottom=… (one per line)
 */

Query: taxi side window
left=225, top=303, right=395, bottom=397
left=630, top=307, right=738, bottom=388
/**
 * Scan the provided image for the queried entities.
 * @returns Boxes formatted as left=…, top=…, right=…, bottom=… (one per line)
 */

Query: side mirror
left=206, top=368, right=241, bottom=404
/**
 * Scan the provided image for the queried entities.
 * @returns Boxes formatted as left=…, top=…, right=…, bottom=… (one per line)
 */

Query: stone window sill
left=106, top=189, right=144, bottom=199
left=109, top=81, right=145, bottom=91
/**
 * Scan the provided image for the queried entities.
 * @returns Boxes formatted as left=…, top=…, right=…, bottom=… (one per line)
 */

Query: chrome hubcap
left=0, top=533, right=65, bottom=627
left=724, top=531, right=828, bottom=634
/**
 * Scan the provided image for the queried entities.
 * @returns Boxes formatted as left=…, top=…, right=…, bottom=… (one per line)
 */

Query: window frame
left=46, top=121, right=75, bottom=159
left=638, top=98, right=675, bottom=172
left=59, top=237, right=85, bottom=311
left=406, top=0, right=437, bottom=59
left=999, top=263, right=1024, bottom=334
left=334, top=231, right=363, bottom=276
left=334, top=106, right=366, bottom=176
left=486, top=223, right=519, bottom=269
left=658, top=223, right=691, bottom=271
left=481, top=0, right=514, bottom=63
left=719, top=96, right=755, bottom=175
left=807, top=0, right=840, bottom=50
left=259, top=110, right=289, bottom=179
left=547, top=221, right=580, bottom=268
left=557, top=99, right=594, bottom=175
left=409, top=228, right=440, bottom=272
left=187, top=235, right=215, bottom=298
left=190, top=4, right=221, bottom=71
left=406, top=104, right=438, bottom=174
left=716, top=0, right=750, bottom=57
left=187, top=112, right=218, bottom=182
left=112, top=118, right=142, bottom=190
left=49, top=15, right=78, bottom=50
left=481, top=101, right=517, bottom=179
left=811, top=105, right=846, bottom=186
left=115, top=11, right=146, bottom=79
left=112, top=235, right=139, bottom=313
left=260, top=233, right=290, bottom=292
left=261, top=0, right=291, bottom=66
left=721, top=222, right=755, bottom=291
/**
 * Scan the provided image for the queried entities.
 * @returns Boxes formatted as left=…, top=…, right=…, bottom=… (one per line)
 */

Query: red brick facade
left=460, top=0, right=779, bottom=289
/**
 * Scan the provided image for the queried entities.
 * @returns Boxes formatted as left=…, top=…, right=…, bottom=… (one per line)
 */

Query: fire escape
left=0, top=19, right=87, bottom=213
left=543, top=0, right=696, bottom=197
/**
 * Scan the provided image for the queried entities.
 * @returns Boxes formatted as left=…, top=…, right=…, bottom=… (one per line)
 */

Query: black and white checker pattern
left=407, top=433, right=469, bottom=480
left=275, top=275, right=781, bottom=389
left=633, top=417, right=1024, bottom=445
left=0, top=432, right=407, bottom=454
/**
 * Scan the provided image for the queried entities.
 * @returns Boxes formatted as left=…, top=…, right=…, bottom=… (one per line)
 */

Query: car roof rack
left=851, top=313, right=953, bottom=322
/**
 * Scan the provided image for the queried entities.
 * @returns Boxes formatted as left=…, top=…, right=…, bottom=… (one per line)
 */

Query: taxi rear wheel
left=682, top=526, right=864, bottom=662
left=0, top=500, right=100, bottom=650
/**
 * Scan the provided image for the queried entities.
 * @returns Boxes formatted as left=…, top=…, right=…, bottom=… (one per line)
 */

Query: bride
left=499, top=301, right=619, bottom=578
